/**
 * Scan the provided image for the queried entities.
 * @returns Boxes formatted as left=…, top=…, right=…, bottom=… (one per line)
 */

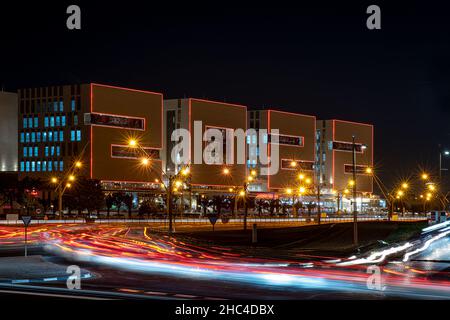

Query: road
left=0, top=221, right=449, bottom=299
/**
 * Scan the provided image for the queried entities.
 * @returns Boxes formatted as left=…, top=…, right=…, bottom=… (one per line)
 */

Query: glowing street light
left=223, top=168, right=230, bottom=175
left=305, top=178, right=312, bottom=185
left=298, top=173, right=305, bottom=180
left=66, top=183, right=72, bottom=188
left=181, top=167, right=190, bottom=176
left=286, top=188, right=293, bottom=195
left=51, top=177, right=58, bottom=184
left=348, top=180, right=355, bottom=187
left=397, top=190, right=404, bottom=197
left=365, top=167, right=373, bottom=174
left=401, top=183, right=409, bottom=189
left=428, top=184, right=436, bottom=191
left=174, top=180, right=183, bottom=188
left=229, top=188, right=234, bottom=192
left=68, top=175, right=75, bottom=182
left=128, top=139, right=137, bottom=147
left=421, top=173, right=429, bottom=180
left=344, top=189, right=350, bottom=195
left=247, top=176, right=254, bottom=182
left=239, top=190, right=246, bottom=197
left=141, top=158, right=150, bottom=166
left=75, top=161, right=82, bottom=168
left=250, top=170, right=257, bottom=177
left=298, top=186, right=306, bottom=194
left=290, top=161, right=297, bottom=168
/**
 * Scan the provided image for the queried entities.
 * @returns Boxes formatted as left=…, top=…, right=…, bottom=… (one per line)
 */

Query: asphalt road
left=0, top=222, right=449, bottom=300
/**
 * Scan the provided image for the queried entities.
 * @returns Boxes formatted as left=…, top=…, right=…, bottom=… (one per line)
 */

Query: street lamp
left=439, top=148, right=449, bottom=181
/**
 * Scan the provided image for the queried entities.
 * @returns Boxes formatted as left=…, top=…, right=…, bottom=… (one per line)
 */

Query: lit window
left=20, top=133, right=25, bottom=143
left=28, top=118, right=33, bottom=128
left=25, top=133, right=30, bottom=143
left=34, top=147, right=38, bottom=157
left=48, top=161, right=52, bottom=172
left=42, top=132, right=47, bottom=142
left=48, top=132, right=53, bottom=142
left=31, top=161, right=35, bottom=172
left=71, top=99, right=76, bottom=111
left=59, top=131, right=64, bottom=141
left=70, top=130, right=75, bottom=141
left=23, top=148, right=28, bottom=157
left=61, top=116, right=66, bottom=126
left=54, top=161, right=58, bottom=171
left=59, top=100, right=64, bottom=112
left=20, top=162, right=24, bottom=172
left=59, top=161, right=63, bottom=171
left=31, top=132, right=36, bottom=143
left=34, top=117, right=38, bottom=128
left=76, top=130, right=81, bottom=141
left=37, top=161, right=41, bottom=172
left=56, top=146, right=60, bottom=156
left=23, top=117, right=27, bottom=128
left=25, top=162, right=30, bottom=172
left=56, top=116, right=61, bottom=127
left=45, top=146, right=49, bottom=157
left=54, top=131, right=58, bottom=142
left=42, top=161, right=47, bottom=172
left=51, top=146, right=55, bottom=156
left=36, top=132, right=41, bottom=142
left=44, top=117, right=49, bottom=127
left=50, top=117, right=55, bottom=127
left=74, top=115, right=78, bottom=125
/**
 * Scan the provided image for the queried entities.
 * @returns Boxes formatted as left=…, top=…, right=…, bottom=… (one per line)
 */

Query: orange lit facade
left=316, top=119, right=374, bottom=194
left=163, top=98, right=247, bottom=191
left=248, top=109, right=316, bottom=192
left=17, top=83, right=163, bottom=190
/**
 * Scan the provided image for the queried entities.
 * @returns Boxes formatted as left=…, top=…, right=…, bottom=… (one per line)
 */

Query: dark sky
left=1, top=1, right=449, bottom=187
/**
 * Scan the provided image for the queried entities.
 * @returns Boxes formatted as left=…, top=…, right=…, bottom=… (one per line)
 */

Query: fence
left=0, top=215, right=427, bottom=226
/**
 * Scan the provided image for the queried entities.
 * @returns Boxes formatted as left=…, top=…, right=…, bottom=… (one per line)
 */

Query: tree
left=112, top=192, right=125, bottom=216
left=64, top=177, right=105, bottom=217
left=139, top=200, right=158, bottom=218
left=122, top=193, right=133, bottom=218
left=105, top=194, right=114, bottom=218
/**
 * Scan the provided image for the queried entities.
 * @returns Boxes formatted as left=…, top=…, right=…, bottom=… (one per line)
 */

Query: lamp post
left=439, top=147, right=449, bottom=182
left=51, top=161, right=82, bottom=219
left=351, top=135, right=358, bottom=246
left=129, top=139, right=190, bottom=234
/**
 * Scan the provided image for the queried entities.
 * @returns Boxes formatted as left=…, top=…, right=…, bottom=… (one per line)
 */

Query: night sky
left=1, top=1, right=449, bottom=187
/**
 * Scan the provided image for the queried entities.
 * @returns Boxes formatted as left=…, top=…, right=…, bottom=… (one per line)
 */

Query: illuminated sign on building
left=344, top=164, right=371, bottom=175
left=332, top=141, right=364, bottom=153
left=269, top=133, right=304, bottom=147
left=281, top=159, right=314, bottom=171
left=84, top=113, right=145, bottom=130
left=111, top=145, right=159, bottom=160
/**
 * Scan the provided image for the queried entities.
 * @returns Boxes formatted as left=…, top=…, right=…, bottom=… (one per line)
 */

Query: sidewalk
left=0, top=255, right=92, bottom=283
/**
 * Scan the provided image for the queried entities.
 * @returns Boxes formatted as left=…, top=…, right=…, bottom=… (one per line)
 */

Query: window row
left=20, top=98, right=80, bottom=114
left=20, top=161, right=64, bottom=172
left=70, top=130, right=82, bottom=142
left=23, top=117, right=39, bottom=129
left=44, top=116, right=66, bottom=128
left=20, top=131, right=65, bottom=143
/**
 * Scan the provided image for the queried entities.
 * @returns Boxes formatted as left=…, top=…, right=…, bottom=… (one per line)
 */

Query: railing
left=0, top=215, right=427, bottom=226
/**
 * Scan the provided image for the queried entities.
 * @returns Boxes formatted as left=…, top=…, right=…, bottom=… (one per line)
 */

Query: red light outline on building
left=90, top=83, right=164, bottom=181
left=187, top=98, right=247, bottom=187
left=267, top=109, right=316, bottom=191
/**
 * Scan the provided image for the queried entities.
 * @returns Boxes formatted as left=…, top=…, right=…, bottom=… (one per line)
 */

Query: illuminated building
left=0, top=91, right=18, bottom=172
left=17, top=84, right=163, bottom=191
left=247, top=109, right=316, bottom=192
